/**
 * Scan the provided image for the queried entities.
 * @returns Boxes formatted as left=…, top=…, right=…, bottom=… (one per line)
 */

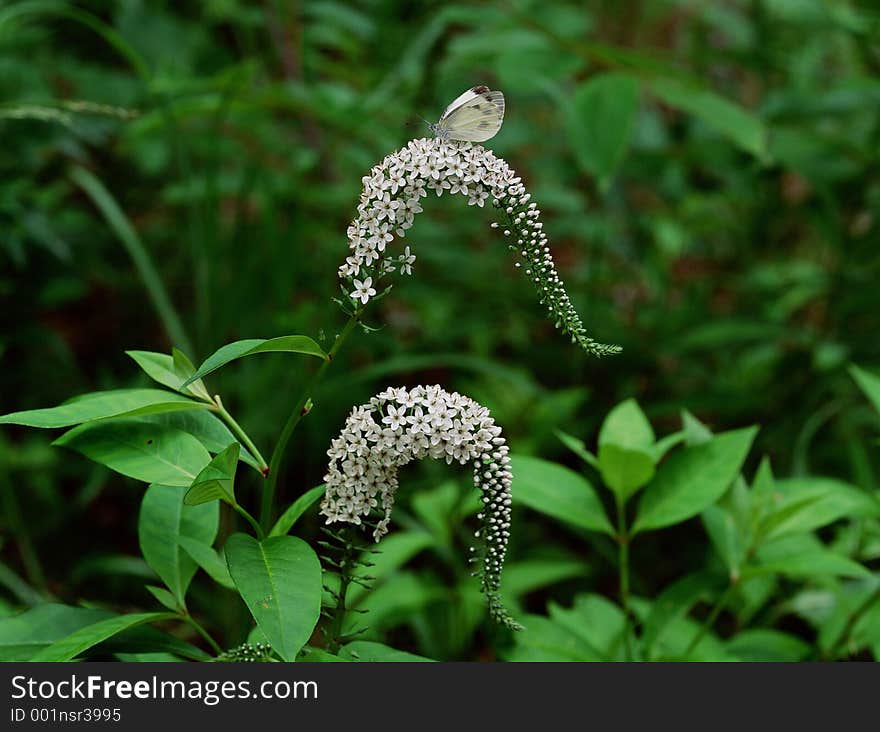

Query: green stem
left=326, top=529, right=355, bottom=655
left=232, top=502, right=265, bottom=540
left=213, top=396, right=269, bottom=475
left=182, top=613, right=223, bottom=656
left=260, top=309, right=363, bottom=530
left=685, top=583, right=736, bottom=659
left=615, top=496, right=634, bottom=661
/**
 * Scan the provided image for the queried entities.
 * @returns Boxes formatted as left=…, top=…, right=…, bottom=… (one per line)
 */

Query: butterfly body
left=430, top=85, right=505, bottom=142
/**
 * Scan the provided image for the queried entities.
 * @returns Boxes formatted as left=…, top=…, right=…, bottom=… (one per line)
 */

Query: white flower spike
left=320, top=384, right=521, bottom=630
left=339, top=137, right=619, bottom=357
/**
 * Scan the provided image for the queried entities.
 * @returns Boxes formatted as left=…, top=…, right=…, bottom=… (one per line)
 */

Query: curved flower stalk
left=339, top=137, right=620, bottom=357
left=320, top=384, right=521, bottom=630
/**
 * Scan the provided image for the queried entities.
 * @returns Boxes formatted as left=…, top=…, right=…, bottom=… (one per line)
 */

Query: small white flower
left=351, top=277, right=376, bottom=304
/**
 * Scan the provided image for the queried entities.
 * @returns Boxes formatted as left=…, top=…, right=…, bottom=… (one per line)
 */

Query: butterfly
left=429, top=85, right=505, bottom=142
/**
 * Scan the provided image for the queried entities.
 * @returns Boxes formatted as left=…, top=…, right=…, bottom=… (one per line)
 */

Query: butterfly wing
left=437, top=86, right=505, bottom=142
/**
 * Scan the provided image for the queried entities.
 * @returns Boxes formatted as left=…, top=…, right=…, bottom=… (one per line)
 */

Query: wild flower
left=339, top=136, right=620, bottom=357
left=320, top=384, right=521, bottom=630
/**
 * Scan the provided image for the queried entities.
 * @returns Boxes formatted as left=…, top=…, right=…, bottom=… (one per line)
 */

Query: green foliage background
left=1, top=0, right=879, bottom=661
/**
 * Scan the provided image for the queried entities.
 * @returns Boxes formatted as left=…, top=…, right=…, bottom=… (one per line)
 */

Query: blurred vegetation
left=1, top=0, right=879, bottom=661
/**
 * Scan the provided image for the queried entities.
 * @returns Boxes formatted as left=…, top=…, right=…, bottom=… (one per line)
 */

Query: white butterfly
left=429, top=85, right=505, bottom=142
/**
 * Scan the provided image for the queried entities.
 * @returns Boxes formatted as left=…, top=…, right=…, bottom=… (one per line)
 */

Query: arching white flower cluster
left=320, top=384, right=521, bottom=630
left=339, top=136, right=619, bottom=357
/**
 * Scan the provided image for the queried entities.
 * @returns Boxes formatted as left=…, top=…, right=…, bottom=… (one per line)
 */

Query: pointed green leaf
left=598, top=398, right=655, bottom=451
left=551, top=594, right=627, bottom=660
left=172, top=348, right=212, bottom=401
left=642, top=573, right=718, bottom=659
left=225, top=533, right=322, bottom=661
left=178, top=537, right=234, bottom=590
left=567, top=72, right=640, bottom=188
left=648, top=77, right=768, bottom=160
left=269, top=484, right=327, bottom=537
left=55, top=420, right=211, bottom=486
left=850, top=365, right=880, bottom=415
left=182, top=336, right=327, bottom=387
left=501, top=558, right=591, bottom=599
left=597, top=443, right=655, bottom=502
left=340, top=641, right=434, bottom=662
left=681, top=409, right=713, bottom=445
left=633, top=426, right=757, bottom=533
left=0, top=389, right=210, bottom=428
left=749, top=534, right=871, bottom=579
left=726, top=629, right=810, bottom=662
left=0, top=604, right=113, bottom=661
left=138, top=484, right=219, bottom=604
left=148, top=411, right=259, bottom=470
left=145, top=585, right=181, bottom=612
left=347, top=531, right=434, bottom=606
left=701, top=505, right=744, bottom=576
left=651, top=431, right=685, bottom=462
left=29, top=612, right=175, bottom=662
left=555, top=429, right=599, bottom=469
left=510, top=455, right=614, bottom=535
left=506, top=614, right=604, bottom=662
left=759, top=477, right=880, bottom=538
left=185, top=443, right=239, bottom=506
left=751, top=456, right=776, bottom=500
left=127, top=351, right=209, bottom=401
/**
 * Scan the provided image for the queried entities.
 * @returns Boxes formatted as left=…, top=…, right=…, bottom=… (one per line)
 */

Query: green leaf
left=501, top=558, right=590, bottom=599
left=555, top=430, right=599, bottom=469
left=183, top=336, right=327, bottom=387
left=127, top=351, right=210, bottom=401
left=651, top=431, right=685, bottom=462
left=185, top=443, right=239, bottom=505
left=510, top=455, right=614, bottom=535
left=726, top=629, right=810, bottom=662
left=297, top=646, right=350, bottom=662
left=548, top=594, right=627, bottom=660
left=759, top=477, right=880, bottom=538
left=0, top=389, right=210, bottom=428
left=749, top=534, right=871, bottom=579
left=642, top=573, right=717, bottom=659
left=138, top=484, right=219, bottom=604
left=702, top=505, right=744, bottom=576
left=597, top=443, right=655, bottom=502
left=269, top=485, right=327, bottom=537
left=647, top=77, right=768, bottom=160
left=145, top=585, right=181, bottom=612
left=172, top=348, right=212, bottom=401
left=148, top=411, right=259, bottom=470
left=55, top=420, right=211, bottom=487
left=506, top=614, right=603, bottom=662
left=225, top=533, right=322, bottom=661
left=347, top=531, right=434, bottom=605
left=178, top=537, right=235, bottom=590
left=598, top=398, right=655, bottom=451
left=0, top=604, right=112, bottom=661
left=633, top=426, right=757, bottom=533
left=339, top=641, right=434, bottom=662
left=751, top=456, right=776, bottom=500
left=29, top=612, right=175, bottom=662
left=681, top=409, right=714, bottom=445
left=851, top=364, right=880, bottom=414
left=344, top=573, right=443, bottom=633
left=567, top=72, right=640, bottom=187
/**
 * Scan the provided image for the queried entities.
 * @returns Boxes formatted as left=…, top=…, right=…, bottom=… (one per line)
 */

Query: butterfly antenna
left=404, top=114, right=433, bottom=134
